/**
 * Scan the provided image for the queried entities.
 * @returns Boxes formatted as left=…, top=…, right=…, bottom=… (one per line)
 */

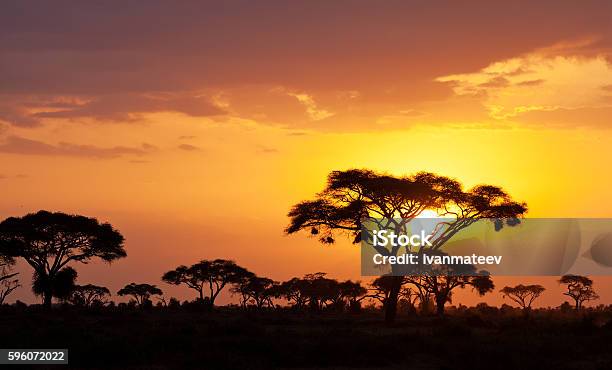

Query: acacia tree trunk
left=436, top=295, right=446, bottom=316
left=436, top=297, right=446, bottom=316
left=384, top=276, right=403, bottom=324
left=43, top=290, right=53, bottom=309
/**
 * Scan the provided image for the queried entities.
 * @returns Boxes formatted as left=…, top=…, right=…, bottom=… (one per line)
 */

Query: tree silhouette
left=339, top=280, right=368, bottom=312
left=271, top=273, right=361, bottom=311
left=0, top=210, right=126, bottom=308
left=500, top=284, right=545, bottom=311
left=32, top=266, right=77, bottom=304
left=231, top=274, right=276, bottom=309
left=559, top=275, right=599, bottom=310
left=0, top=256, right=19, bottom=304
left=162, top=259, right=250, bottom=307
left=405, top=264, right=494, bottom=316
left=302, top=273, right=337, bottom=311
left=70, top=284, right=111, bottom=307
left=273, top=277, right=310, bottom=309
left=286, top=169, right=526, bottom=322
left=369, top=276, right=415, bottom=312
left=117, top=283, right=162, bottom=307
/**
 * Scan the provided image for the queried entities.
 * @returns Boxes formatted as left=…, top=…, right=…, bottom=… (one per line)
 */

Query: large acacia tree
left=0, top=210, right=126, bottom=308
left=286, top=169, right=526, bottom=323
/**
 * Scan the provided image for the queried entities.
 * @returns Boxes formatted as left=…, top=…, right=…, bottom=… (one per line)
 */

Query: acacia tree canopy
left=162, top=259, right=251, bottom=306
left=500, top=284, right=546, bottom=310
left=231, top=275, right=276, bottom=308
left=559, top=274, right=599, bottom=309
left=0, top=210, right=126, bottom=308
left=117, top=283, right=162, bottom=306
left=71, top=284, right=111, bottom=307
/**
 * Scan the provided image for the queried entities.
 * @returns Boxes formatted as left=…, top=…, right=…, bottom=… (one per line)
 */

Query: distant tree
left=500, top=284, right=545, bottom=310
left=0, top=256, right=19, bottom=304
left=162, top=259, right=251, bottom=307
left=370, top=276, right=416, bottom=312
left=273, top=277, right=310, bottom=309
left=117, top=283, right=162, bottom=307
left=70, top=284, right=111, bottom=307
left=405, top=265, right=494, bottom=316
left=286, top=169, right=526, bottom=323
left=162, top=265, right=207, bottom=301
left=231, top=275, right=276, bottom=308
left=0, top=211, right=126, bottom=308
left=559, top=275, right=599, bottom=310
left=302, top=273, right=337, bottom=310
left=339, top=280, right=368, bottom=312
left=32, top=267, right=77, bottom=304
left=272, top=273, right=346, bottom=311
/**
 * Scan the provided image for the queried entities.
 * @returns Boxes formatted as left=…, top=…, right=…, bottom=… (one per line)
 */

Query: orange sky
left=1, top=1, right=612, bottom=308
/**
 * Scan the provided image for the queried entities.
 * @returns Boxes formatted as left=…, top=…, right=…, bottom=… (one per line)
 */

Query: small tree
left=162, top=259, right=251, bottom=307
left=117, top=283, right=162, bottom=307
left=370, top=276, right=415, bottom=312
left=231, top=275, right=276, bottom=309
left=500, top=284, right=545, bottom=311
left=0, top=211, right=126, bottom=308
left=559, top=275, right=599, bottom=309
left=0, top=256, right=19, bottom=304
left=70, top=284, right=111, bottom=307
left=273, top=277, right=310, bottom=309
left=406, top=265, right=494, bottom=316
left=339, top=280, right=368, bottom=312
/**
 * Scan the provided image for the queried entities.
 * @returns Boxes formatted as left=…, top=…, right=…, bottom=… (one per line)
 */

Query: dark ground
left=1, top=306, right=612, bottom=370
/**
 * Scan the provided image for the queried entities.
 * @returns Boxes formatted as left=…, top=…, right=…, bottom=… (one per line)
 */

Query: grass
left=1, top=306, right=612, bottom=369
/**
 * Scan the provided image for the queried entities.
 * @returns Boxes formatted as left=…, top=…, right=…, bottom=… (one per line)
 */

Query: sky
left=1, top=0, right=612, bottom=308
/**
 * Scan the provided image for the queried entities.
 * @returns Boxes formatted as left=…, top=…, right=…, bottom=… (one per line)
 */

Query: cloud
left=287, top=93, right=334, bottom=121
left=177, top=143, right=201, bottom=151
left=437, top=52, right=612, bottom=123
left=0, top=1, right=611, bottom=131
left=0, top=173, right=30, bottom=179
left=256, top=145, right=278, bottom=154
left=31, top=93, right=224, bottom=122
left=0, top=135, right=154, bottom=158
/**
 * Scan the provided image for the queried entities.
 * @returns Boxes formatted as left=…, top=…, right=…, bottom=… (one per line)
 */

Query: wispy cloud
left=177, top=143, right=202, bottom=151
left=0, top=135, right=155, bottom=159
left=287, top=93, right=334, bottom=121
left=256, top=145, right=278, bottom=154
left=437, top=51, right=612, bottom=122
